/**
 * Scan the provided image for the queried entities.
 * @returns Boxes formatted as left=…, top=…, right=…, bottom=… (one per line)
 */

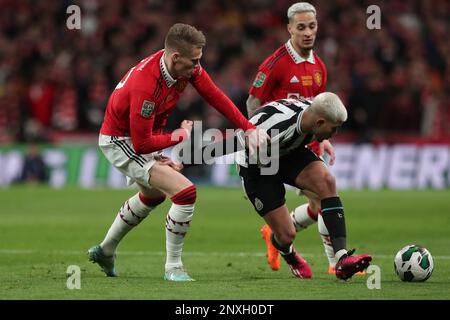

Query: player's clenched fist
left=245, top=128, right=271, bottom=157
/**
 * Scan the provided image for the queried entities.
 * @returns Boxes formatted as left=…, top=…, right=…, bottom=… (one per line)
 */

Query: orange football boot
left=260, top=224, right=280, bottom=271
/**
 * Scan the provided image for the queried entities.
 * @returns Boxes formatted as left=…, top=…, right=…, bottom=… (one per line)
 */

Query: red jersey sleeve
left=190, top=67, right=255, bottom=131
left=248, top=62, right=278, bottom=102
left=129, top=90, right=187, bottom=154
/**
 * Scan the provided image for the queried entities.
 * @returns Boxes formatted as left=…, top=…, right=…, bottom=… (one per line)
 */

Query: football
left=394, top=245, right=434, bottom=282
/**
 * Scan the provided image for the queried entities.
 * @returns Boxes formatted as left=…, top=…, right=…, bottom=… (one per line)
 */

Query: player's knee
left=138, top=183, right=165, bottom=200
left=323, top=172, right=336, bottom=193
left=139, top=192, right=166, bottom=207
left=171, top=184, right=197, bottom=205
left=308, top=198, right=321, bottom=213
left=313, top=172, right=336, bottom=198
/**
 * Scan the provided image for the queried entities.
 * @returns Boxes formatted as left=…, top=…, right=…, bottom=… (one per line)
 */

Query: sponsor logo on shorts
left=254, top=197, right=264, bottom=211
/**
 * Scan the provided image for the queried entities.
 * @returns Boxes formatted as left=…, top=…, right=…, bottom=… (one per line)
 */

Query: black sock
left=270, top=233, right=292, bottom=255
left=321, top=197, right=346, bottom=253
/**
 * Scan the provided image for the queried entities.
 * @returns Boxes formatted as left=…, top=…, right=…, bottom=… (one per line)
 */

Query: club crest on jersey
left=314, top=71, right=322, bottom=87
left=253, top=72, right=266, bottom=88
left=141, top=100, right=155, bottom=118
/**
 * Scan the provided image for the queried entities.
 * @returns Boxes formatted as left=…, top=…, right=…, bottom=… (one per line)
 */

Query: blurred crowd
left=0, top=0, right=449, bottom=144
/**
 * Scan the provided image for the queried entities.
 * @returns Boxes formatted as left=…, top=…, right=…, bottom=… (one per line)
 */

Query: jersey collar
left=285, top=40, right=315, bottom=64
left=160, top=52, right=177, bottom=87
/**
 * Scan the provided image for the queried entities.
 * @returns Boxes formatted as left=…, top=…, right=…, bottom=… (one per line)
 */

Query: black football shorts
left=239, top=146, right=322, bottom=216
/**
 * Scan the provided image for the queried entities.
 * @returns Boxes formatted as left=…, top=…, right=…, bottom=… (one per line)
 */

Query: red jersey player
left=247, top=2, right=343, bottom=278
left=88, top=23, right=269, bottom=281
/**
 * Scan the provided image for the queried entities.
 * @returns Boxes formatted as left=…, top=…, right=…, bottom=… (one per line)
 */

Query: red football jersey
left=249, top=40, right=327, bottom=154
left=101, top=50, right=254, bottom=154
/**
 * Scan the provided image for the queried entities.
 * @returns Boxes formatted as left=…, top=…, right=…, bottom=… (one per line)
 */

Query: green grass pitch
left=0, top=186, right=449, bottom=299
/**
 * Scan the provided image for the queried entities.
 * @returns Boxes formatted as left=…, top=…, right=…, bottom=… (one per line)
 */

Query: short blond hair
left=287, top=2, right=317, bottom=21
left=164, top=23, right=206, bottom=56
left=310, top=92, right=347, bottom=123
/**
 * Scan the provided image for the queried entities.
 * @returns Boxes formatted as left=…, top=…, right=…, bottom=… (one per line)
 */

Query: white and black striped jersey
left=236, top=98, right=315, bottom=167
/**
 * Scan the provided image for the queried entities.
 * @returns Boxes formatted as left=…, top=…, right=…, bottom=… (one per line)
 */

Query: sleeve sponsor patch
left=141, top=100, right=155, bottom=118
left=252, top=72, right=266, bottom=88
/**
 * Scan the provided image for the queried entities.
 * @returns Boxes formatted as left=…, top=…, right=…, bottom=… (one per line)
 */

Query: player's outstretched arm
left=191, top=68, right=254, bottom=131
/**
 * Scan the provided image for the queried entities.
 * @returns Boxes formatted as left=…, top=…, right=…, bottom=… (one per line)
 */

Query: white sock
left=100, top=193, right=161, bottom=256
left=165, top=203, right=194, bottom=270
left=290, top=204, right=317, bottom=232
left=318, top=213, right=337, bottom=267
left=335, top=249, right=348, bottom=262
